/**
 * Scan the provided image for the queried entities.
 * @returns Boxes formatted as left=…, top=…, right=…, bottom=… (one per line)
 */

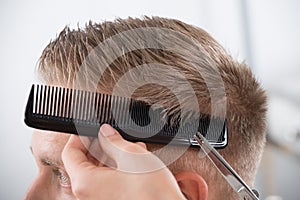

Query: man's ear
left=175, top=171, right=208, bottom=200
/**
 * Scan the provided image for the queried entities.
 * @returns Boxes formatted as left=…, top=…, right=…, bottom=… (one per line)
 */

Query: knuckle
left=122, top=143, right=142, bottom=153
left=72, top=185, right=88, bottom=198
left=71, top=175, right=91, bottom=198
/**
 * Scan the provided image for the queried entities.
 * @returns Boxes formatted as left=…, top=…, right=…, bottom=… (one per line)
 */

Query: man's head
left=25, top=16, right=267, bottom=200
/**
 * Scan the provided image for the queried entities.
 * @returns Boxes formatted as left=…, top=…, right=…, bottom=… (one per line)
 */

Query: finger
left=99, top=124, right=147, bottom=152
left=86, top=138, right=116, bottom=167
left=62, top=135, right=95, bottom=179
left=86, top=138, right=103, bottom=166
left=98, top=124, right=148, bottom=165
left=97, top=124, right=166, bottom=173
left=135, top=142, right=147, bottom=150
left=79, top=135, right=93, bottom=148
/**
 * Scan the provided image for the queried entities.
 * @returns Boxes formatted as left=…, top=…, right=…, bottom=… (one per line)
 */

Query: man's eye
left=53, top=169, right=71, bottom=188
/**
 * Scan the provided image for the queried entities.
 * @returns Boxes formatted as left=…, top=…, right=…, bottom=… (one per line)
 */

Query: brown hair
left=38, top=16, right=267, bottom=200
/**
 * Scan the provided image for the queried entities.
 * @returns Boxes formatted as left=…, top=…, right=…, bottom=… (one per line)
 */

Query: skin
left=24, top=124, right=207, bottom=200
left=25, top=130, right=74, bottom=199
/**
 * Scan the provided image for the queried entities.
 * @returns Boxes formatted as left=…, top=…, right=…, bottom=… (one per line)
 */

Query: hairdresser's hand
left=62, top=124, right=186, bottom=200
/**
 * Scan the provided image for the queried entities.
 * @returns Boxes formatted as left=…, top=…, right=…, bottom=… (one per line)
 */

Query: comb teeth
left=25, top=84, right=228, bottom=148
left=31, top=84, right=154, bottom=129
left=32, top=85, right=120, bottom=125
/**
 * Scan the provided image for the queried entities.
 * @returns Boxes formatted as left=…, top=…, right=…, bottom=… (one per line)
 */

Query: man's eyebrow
left=29, top=146, right=61, bottom=168
left=40, top=158, right=61, bottom=168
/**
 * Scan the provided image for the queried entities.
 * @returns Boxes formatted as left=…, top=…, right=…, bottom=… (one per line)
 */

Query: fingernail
left=101, top=124, right=115, bottom=137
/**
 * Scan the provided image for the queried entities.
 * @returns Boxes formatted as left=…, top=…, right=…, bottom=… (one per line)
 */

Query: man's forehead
left=32, top=130, right=70, bottom=158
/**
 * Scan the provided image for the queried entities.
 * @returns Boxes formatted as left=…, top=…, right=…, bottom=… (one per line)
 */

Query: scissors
left=194, top=132, right=260, bottom=200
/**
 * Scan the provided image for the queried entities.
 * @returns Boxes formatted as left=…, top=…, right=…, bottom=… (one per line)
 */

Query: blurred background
left=0, top=0, right=299, bottom=199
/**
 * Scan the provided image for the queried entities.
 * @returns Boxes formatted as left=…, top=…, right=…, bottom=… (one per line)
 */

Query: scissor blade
left=194, top=133, right=259, bottom=200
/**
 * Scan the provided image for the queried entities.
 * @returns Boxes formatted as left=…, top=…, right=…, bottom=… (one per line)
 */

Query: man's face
left=24, top=131, right=75, bottom=200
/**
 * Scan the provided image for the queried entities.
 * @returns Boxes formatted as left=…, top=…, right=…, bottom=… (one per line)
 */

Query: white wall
left=0, top=0, right=299, bottom=199
left=248, top=1, right=300, bottom=199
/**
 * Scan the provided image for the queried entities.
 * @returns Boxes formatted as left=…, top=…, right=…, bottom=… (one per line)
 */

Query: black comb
left=24, top=84, right=228, bottom=148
